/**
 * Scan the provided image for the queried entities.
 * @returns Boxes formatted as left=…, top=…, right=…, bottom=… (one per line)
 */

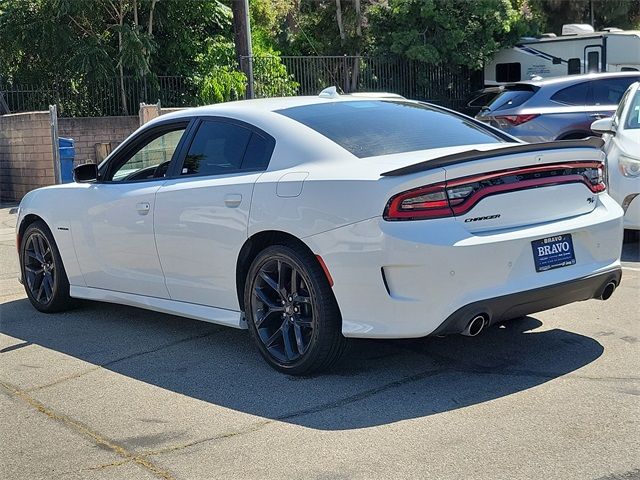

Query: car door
left=70, top=120, right=191, bottom=298
left=154, top=117, right=275, bottom=310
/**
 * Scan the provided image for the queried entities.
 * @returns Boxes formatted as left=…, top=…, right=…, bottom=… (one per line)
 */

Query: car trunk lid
left=381, top=138, right=606, bottom=232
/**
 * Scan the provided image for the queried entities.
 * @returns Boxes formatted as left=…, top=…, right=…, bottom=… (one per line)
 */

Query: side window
left=495, top=63, right=521, bottom=83
left=468, top=92, right=495, bottom=108
left=591, top=78, right=638, bottom=106
left=625, top=89, right=640, bottom=129
left=550, top=82, right=589, bottom=105
left=107, top=127, right=186, bottom=182
left=182, top=121, right=252, bottom=176
left=567, top=58, right=581, bottom=75
left=241, top=133, right=274, bottom=171
left=587, top=51, right=600, bottom=73
left=612, top=88, right=631, bottom=127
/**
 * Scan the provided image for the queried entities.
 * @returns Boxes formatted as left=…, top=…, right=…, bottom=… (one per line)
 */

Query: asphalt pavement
left=1, top=205, right=638, bottom=480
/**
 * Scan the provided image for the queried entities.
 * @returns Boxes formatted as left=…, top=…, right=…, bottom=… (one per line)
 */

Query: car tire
left=20, top=220, right=73, bottom=313
left=244, top=243, right=347, bottom=375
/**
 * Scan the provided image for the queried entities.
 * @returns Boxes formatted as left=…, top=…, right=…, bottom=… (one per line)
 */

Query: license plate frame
left=531, top=234, right=576, bottom=272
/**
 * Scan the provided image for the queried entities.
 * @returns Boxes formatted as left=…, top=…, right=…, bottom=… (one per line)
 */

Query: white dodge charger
left=16, top=92, right=623, bottom=374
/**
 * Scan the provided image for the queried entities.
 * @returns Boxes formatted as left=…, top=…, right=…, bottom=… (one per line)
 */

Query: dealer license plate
left=531, top=234, right=576, bottom=272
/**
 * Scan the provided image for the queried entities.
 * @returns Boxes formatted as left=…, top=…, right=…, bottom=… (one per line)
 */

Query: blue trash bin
left=58, top=137, right=75, bottom=183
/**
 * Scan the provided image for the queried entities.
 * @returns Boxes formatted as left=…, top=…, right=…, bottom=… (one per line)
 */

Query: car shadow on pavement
left=1, top=298, right=603, bottom=431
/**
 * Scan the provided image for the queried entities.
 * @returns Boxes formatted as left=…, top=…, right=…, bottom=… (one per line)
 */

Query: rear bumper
left=305, top=193, right=623, bottom=339
left=431, top=268, right=622, bottom=336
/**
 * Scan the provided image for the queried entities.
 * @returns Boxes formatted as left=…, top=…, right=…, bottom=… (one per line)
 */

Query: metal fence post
left=49, top=104, right=61, bottom=184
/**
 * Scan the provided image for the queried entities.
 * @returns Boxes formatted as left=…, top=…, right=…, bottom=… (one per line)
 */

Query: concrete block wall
left=0, top=112, right=55, bottom=202
left=58, top=116, right=140, bottom=165
left=1, top=105, right=188, bottom=202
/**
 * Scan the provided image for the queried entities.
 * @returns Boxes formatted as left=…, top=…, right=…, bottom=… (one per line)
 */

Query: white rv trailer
left=485, top=25, right=640, bottom=86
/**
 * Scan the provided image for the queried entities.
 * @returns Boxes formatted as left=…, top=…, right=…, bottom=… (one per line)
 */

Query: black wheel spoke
left=42, top=274, right=53, bottom=301
left=276, top=260, right=284, bottom=293
left=265, top=323, right=285, bottom=348
left=258, top=271, right=279, bottom=294
left=293, top=323, right=305, bottom=354
left=281, top=321, right=295, bottom=360
left=254, top=286, right=283, bottom=311
left=24, top=265, right=43, bottom=275
left=290, top=268, right=298, bottom=296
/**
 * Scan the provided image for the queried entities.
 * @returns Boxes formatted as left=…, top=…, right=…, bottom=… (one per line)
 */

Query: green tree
left=367, top=0, right=537, bottom=69
left=529, top=0, right=640, bottom=34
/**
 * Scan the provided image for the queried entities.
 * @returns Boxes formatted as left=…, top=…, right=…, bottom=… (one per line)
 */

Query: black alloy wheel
left=24, top=232, right=55, bottom=304
left=245, top=244, right=346, bottom=375
left=21, top=221, right=72, bottom=313
left=252, top=258, right=314, bottom=363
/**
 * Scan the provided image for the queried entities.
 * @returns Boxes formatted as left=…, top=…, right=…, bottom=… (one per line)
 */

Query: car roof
left=159, top=94, right=405, bottom=119
left=515, top=71, right=640, bottom=88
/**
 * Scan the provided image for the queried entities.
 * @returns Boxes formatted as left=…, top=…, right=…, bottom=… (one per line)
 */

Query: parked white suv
left=591, top=82, right=640, bottom=231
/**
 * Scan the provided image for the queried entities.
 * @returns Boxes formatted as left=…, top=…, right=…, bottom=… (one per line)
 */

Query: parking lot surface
left=1, top=205, right=638, bottom=480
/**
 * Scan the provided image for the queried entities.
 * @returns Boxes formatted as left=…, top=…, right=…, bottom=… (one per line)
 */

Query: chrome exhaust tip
left=461, top=314, right=488, bottom=337
left=599, top=281, right=616, bottom=301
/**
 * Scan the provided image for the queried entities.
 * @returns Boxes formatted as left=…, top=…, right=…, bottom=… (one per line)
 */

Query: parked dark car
left=476, top=72, right=640, bottom=142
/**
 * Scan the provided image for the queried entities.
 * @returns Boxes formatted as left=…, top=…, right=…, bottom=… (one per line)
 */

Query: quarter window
left=182, top=121, right=252, bottom=176
left=550, top=82, right=589, bottom=105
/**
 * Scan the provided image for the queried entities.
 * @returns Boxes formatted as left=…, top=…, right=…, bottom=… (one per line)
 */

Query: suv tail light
left=383, top=161, right=605, bottom=221
left=494, top=114, right=539, bottom=126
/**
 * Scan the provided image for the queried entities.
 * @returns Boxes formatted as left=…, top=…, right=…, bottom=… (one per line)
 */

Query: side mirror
left=73, top=163, right=98, bottom=183
left=590, top=117, right=615, bottom=135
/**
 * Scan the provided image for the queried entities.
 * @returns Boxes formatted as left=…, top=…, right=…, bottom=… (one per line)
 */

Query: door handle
left=589, top=113, right=608, bottom=119
left=224, top=194, right=242, bottom=208
left=136, top=202, right=151, bottom=215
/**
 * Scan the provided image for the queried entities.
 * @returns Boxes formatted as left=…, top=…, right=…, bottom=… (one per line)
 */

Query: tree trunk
left=148, top=0, right=157, bottom=35
left=335, top=0, right=345, bottom=45
left=117, top=0, right=128, bottom=115
left=350, top=55, right=360, bottom=92
left=231, top=0, right=253, bottom=98
left=354, top=0, right=361, bottom=37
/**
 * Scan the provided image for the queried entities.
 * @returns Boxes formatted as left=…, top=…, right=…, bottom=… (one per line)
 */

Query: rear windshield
left=485, top=86, right=537, bottom=112
left=276, top=101, right=504, bottom=158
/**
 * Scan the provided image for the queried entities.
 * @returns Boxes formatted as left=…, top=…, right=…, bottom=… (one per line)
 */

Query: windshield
left=483, top=85, right=537, bottom=112
left=625, top=88, right=640, bottom=129
left=276, top=100, right=504, bottom=158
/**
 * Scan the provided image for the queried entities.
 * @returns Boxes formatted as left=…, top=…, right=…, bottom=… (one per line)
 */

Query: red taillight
left=495, top=114, right=539, bottom=126
left=383, top=161, right=605, bottom=221
left=384, top=183, right=453, bottom=220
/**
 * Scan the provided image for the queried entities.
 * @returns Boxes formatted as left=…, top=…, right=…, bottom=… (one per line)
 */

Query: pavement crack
left=24, top=329, right=222, bottom=393
left=143, top=419, right=274, bottom=457
left=100, top=328, right=222, bottom=369
left=143, top=367, right=448, bottom=457
left=0, top=380, right=176, bottom=480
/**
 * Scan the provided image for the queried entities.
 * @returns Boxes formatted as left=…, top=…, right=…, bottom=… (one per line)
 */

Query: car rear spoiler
left=380, top=137, right=605, bottom=177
